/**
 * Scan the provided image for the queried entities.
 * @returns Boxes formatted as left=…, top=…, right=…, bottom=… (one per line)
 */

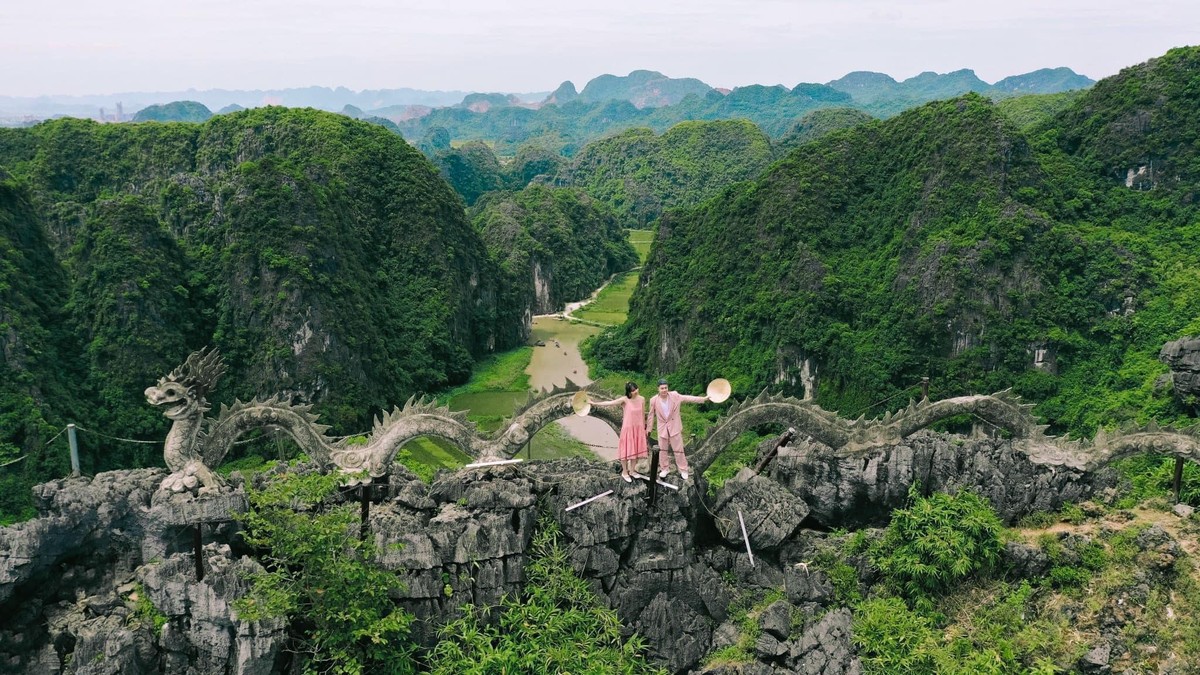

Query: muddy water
left=526, top=316, right=620, bottom=460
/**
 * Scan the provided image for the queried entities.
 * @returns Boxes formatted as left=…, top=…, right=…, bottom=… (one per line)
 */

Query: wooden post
left=647, top=435, right=659, bottom=507
left=1173, top=458, right=1185, bottom=503
left=67, top=424, right=80, bottom=477
left=360, top=484, right=371, bottom=540
left=921, top=377, right=930, bottom=401
left=753, top=428, right=796, bottom=475
left=193, top=524, right=204, bottom=582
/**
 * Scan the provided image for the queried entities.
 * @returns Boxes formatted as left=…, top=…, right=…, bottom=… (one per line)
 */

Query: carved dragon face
left=145, top=380, right=199, bottom=420
left=146, top=348, right=227, bottom=420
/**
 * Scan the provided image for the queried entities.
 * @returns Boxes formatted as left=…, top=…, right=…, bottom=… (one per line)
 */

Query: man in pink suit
left=646, top=378, right=709, bottom=481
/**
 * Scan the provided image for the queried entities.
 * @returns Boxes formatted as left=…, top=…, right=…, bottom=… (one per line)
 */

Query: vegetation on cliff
left=472, top=185, right=637, bottom=344
left=428, top=517, right=664, bottom=674
left=0, top=107, right=632, bottom=519
left=590, top=46, right=1200, bottom=438
left=567, top=120, right=774, bottom=228
left=236, top=468, right=417, bottom=674
left=0, top=173, right=78, bottom=521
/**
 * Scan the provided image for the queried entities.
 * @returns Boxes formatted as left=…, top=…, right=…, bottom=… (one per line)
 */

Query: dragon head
left=145, top=348, right=227, bottom=420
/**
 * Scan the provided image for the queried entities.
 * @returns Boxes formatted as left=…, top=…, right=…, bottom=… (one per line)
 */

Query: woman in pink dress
left=590, top=382, right=648, bottom=482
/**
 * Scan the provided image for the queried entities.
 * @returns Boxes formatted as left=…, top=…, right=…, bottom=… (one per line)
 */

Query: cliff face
left=0, top=108, right=506, bottom=426
left=0, top=431, right=1115, bottom=674
left=472, top=185, right=638, bottom=344
left=596, top=47, right=1200, bottom=439
left=0, top=108, right=562, bottom=518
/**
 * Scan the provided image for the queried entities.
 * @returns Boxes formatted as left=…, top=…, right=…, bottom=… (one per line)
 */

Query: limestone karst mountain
left=590, top=47, right=1200, bottom=438
left=0, top=106, right=634, bottom=517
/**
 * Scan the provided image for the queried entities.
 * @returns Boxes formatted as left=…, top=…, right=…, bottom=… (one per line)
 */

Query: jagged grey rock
left=754, top=631, right=787, bottom=659
left=712, top=469, right=809, bottom=550
left=770, top=433, right=1112, bottom=527
left=786, top=608, right=862, bottom=675
left=1160, top=337, right=1200, bottom=400
left=1002, top=541, right=1051, bottom=579
left=635, top=593, right=712, bottom=674
left=693, top=663, right=775, bottom=675
left=710, top=621, right=741, bottom=651
left=0, top=470, right=163, bottom=606
left=759, top=600, right=793, bottom=640
left=1078, top=641, right=1112, bottom=673
left=138, top=552, right=285, bottom=675
left=783, top=566, right=833, bottom=606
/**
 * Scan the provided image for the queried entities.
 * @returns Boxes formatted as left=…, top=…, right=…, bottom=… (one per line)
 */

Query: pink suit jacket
left=646, top=391, right=706, bottom=439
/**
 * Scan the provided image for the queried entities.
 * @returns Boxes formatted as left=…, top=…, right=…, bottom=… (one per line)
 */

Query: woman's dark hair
left=625, top=381, right=638, bottom=398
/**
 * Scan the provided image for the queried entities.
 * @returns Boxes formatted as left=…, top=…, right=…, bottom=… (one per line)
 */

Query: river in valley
left=526, top=317, right=618, bottom=461
left=446, top=316, right=619, bottom=461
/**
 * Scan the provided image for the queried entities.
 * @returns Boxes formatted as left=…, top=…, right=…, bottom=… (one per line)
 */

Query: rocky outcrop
left=138, top=548, right=285, bottom=675
left=1160, top=337, right=1200, bottom=401
left=769, top=432, right=1112, bottom=527
left=0, top=431, right=1118, bottom=673
left=0, top=469, right=164, bottom=607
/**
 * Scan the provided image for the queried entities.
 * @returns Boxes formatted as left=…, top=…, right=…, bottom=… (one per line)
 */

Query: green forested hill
left=431, top=140, right=506, bottom=205
left=131, top=100, right=214, bottom=123
left=567, top=120, right=774, bottom=228
left=0, top=107, right=641, bottom=518
left=0, top=106, right=637, bottom=519
left=0, top=173, right=79, bottom=518
left=994, top=91, right=1084, bottom=131
left=575, top=70, right=713, bottom=107
left=775, top=107, right=874, bottom=155
left=590, top=47, right=1200, bottom=435
left=472, top=186, right=638, bottom=345
left=0, top=108, right=499, bottom=424
left=393, top=66, right=1090, bottom=157
left=1055, top=46, right=1200, bottom=188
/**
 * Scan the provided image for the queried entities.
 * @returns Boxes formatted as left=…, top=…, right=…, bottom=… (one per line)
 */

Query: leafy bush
left=234, top=468, right=416, bottom=675
left=873, top=485, right=1004, bottom=601
left=1114, top=454, right=1200, bottom=508
left=852, top=597, right=937, bottom=673
left=127, top=582, right=168, bottom=633
left=426, top=517, right=663, bottom=674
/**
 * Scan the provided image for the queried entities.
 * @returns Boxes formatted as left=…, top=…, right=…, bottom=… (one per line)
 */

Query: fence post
left=67, top=424, right=81, bottom=477
left=1173, top=458, right=1185, bottom=503
left=194, top=524, right=205, bottom=582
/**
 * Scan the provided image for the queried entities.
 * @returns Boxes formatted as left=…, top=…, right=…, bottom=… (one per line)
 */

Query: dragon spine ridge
left=148, top=350, right=1199, bottom=492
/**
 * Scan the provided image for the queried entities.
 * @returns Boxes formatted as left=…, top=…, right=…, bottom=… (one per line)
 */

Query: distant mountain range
left=825, top=67, right=1096, bottom=115
left=0, top=67, right=1094, bottom=124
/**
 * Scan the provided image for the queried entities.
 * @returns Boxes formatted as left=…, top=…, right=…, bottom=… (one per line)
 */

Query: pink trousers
left=658, top=434, right=690, bottom=473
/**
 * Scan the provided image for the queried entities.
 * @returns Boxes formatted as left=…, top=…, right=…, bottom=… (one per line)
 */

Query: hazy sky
left=2, top=0, right=1197, bottom=96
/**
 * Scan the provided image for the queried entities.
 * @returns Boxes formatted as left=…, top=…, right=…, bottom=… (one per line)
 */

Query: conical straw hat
left=571, top=390, right=592, bottom=416
left=706, top=378, right=732, bottom=403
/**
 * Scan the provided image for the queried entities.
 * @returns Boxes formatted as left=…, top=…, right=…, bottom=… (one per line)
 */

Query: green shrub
left=234, top=468, right=416, bottom=675
left=426, top=517, right=664, bottom=675
left=128, top=583, right=168, bottom=633
left=852, top=597, right=937, bottom=673
left=873, top=485, right=1004, bottom=601
left=1114, top=455, right=1200, bottom=508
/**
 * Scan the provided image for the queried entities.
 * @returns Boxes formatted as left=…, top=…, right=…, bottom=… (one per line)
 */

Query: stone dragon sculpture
left=148, top=349, right=1198, bottom=495
left=146, top=349, right=623, bottom=493
left=688, top=387, right=1200, bottom=477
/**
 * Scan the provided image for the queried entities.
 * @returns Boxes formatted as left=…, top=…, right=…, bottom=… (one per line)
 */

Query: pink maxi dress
left=616, top=395, right=648, bottom=461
